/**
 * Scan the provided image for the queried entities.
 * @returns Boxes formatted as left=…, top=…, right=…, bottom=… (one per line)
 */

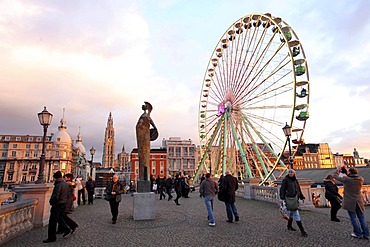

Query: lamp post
left=207, top=148, right=211, bottom=175
left=90, top=146, right=96, bottom=177
left=36, top=106, right=53, bottom=184
left=282, top=122, right=293, bottom=170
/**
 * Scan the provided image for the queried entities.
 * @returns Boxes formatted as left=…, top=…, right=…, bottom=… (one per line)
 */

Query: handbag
left=285, top=195, right=299, bottom=211
left=104, top=194, right=111, bottom=201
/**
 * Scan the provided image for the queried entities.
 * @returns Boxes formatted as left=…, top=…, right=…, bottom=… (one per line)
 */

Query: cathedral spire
left=102, top=112, right=115, bottom=168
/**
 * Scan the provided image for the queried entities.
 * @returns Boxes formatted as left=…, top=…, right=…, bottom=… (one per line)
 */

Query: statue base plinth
left=137, top=180, right=151, bottom=193
left=133, top=192, right=156, bottom=220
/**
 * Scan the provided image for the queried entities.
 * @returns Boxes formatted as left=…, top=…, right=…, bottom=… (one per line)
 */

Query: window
left=5, top=136, right=10, bottom=141
left=11, top=151, right=16, bottom=157
left=13, top=144, right=17, bottom=148
left=7, top=173, right=13, bottom=180
left=36, top=137, right=41, bottom=142
left=2, top=152, right=7, bottom=158
left=55, top=151, right=59, bottom=158
left=3, top=143, right=8, bottom=148
left=25, top=151, right=30, bottom=157
left=28, top=137, right=33, bottom=141
left=35, top=144, right=39, bottom=149
left=23, top=163, right=29, bottom=170
left=26, top=144, right=31, bottom=149
left=33, top=152, right=38, bottom=157
left=9, top=163, right=14, bottom=169
left=30, top=175, right=35, bottom=182
left=16, top=137, right=21, bottom=141
left=22, top=174, right=27, bottom=181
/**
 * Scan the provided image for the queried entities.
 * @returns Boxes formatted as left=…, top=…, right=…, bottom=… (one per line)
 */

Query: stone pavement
left=3, top=193, right=370, bottom=247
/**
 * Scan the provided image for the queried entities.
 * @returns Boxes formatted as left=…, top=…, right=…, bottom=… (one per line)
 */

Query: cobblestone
left=3, top=193, right=370, bottom=247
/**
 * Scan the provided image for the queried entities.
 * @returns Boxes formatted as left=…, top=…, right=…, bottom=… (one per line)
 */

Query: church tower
left=102, top=112, right=115, bottom=168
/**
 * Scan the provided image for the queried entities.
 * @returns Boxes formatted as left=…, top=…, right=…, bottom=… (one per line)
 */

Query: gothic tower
left=102, top=112, right=115, bottom=168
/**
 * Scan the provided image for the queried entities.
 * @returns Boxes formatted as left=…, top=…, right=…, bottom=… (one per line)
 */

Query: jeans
left=204, top=195, right=215, bottom=223
left=348, top=204, right=369, bottom=237
left=289, top=210, right=301, bottom=222
left=225, top=202, right=238, bottom=221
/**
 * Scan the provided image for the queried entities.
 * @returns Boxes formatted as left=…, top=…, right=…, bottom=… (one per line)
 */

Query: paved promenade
left=3, top=193, right=370, bottom=247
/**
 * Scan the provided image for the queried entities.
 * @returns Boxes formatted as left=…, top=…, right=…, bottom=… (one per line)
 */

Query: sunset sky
left=1, top=0, right=370, bottom=161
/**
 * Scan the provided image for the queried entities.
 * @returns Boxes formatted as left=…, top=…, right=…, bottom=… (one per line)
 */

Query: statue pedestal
left=137, top=180, right=151, bottom=193
left=133, top=192, right=156, bottom=220
left=13, top=183, right=54, bottom=227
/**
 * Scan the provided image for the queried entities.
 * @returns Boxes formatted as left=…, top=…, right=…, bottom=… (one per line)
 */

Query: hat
left=325, top=174, right=333, bottom=180
left=53, top=171, right=62, bottom=179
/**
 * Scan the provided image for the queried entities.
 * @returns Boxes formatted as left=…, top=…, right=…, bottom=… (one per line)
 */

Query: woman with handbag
left=324, top=174, right=342, bottom=222
left=105, top=175, right=125, bottom=224
left=279, top=169, right=307, bottom=237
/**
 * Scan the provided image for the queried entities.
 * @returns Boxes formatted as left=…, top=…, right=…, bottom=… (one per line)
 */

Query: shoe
left=226, top=220, right=233, bottom=223
left=62, top=229, right=71, bottom=237
left=112, top=220, right=116, bottom=224
left=71, top=226, right=77, bottom=234
left=43, top=239, right=56, bottom=243
left=331, top=218, right=340, bottom=222
left=56, top=230, right=63, bottom=234
left=301, top=231, right=308, bottom=237
left=351, top=233, right=361, bottom=238
left=235, top=216, right=239, bottom=222
left=209, top=222, right=216, bottom=227
left=362, top=236, right=369, bottom=240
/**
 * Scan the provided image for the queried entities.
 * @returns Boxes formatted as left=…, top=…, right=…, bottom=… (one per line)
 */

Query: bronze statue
left=136, top=102, right=158, bottom=181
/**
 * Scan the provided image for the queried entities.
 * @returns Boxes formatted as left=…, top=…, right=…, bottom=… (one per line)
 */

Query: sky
left=1, top=0, right=370, bottom=162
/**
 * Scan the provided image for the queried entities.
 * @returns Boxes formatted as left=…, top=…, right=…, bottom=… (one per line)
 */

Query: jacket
left=333, top=173, right=365, bottom=212
left=222, top=174, right=238, bottom=203
left=85, top=179, right=96, bottom=192
left=279, top=175, right=305, bottom=200
left=323, top=179, right=341, bottom=201
left=50, top=179, right=69, bottom=206
left=105, top=181, right=125, bottom=203
left=199, top=178, right=219, bottom=197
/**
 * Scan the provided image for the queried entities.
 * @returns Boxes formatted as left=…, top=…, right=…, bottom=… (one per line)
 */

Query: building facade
left=0, top=116, right=75, bottom=187
left=130, top=148, right=167, bottom=183
left=162, top=137, right=196, bottom=177
left=117, top=145, right=130, bottom=171
left=102, top=112, right=115, bottom=168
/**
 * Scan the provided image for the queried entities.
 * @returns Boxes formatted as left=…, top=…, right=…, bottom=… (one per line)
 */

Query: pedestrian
left=323, top=174, right=342, bottom=222
left=159, top=176, right=166, bottom=200
left=165, top=175, right=173, bottom=201
left=174, top=174, right=182, bottom=205
left=43, top=171, right=70, bottom=243
left=105, top=174, right=125, bottom=224
left=222, top=170, right=239, bottom=223
left=60, top=173, right=78, bottom=236
left=280, top=169, right=307, bottom=237
left=85, top=176, right=96, bottom=205
left=333, top=167, right=369, bottom=239
left=75, top=175, right=86, bottom=205
left=199, top=173, right=219, bottom=227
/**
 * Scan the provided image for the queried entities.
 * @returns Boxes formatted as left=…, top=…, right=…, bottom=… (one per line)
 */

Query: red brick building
left=130, top=148, right=167, bottom=183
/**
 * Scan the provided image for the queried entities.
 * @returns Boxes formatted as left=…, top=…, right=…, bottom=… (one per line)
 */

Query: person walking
left=159, top=176, right=166, bottom=200
left=75, top=175, right=86, bottom=205
left=334, top=167, right=369, bottom=239
left=199, top=173, right=219, bottom=227
left=85, top=176, right=96, bottom=205
left=323, top=174, right=342, bottom=222
left=280, top=169, right=307, bottom=237
left=165, top=175, right=173, bottom=201
left=105, top=175, right=125, bottom=224
left=222, top=170, right=239, bottom=223
left=60, top=173, right=78, bottom=236
left=43, top=171, right=70, bottom=243
left=174, top=174, right=182, bottom=205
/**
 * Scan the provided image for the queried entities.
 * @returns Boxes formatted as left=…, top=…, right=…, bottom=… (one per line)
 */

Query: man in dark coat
left=43, top=171, right=70, bottom=243
left=222, top=170, right=239, bottom=223
left=85, top=176, right=96, bottom=205
left=334, top=167, right=369, bottom=239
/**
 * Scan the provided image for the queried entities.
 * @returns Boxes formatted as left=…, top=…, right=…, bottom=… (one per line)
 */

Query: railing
left=0, top=199, right=37, bottom=245
left=252, top=186, right=279, bottom=203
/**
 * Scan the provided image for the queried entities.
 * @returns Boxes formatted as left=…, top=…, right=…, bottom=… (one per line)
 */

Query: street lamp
left=282, top=122, right=293, bottom=170
left=36, top=106, right=53, bottom=184
left=90, top=146, right=96, bottom=177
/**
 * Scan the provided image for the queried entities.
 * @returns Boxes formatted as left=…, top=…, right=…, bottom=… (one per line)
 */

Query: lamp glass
left=282, top=122, right=292, bottom=137
left=38, top=106, right=53, bottom=126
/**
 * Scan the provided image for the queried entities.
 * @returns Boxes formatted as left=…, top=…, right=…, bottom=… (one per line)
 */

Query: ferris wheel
left=195, top=13, right=310, bottom=185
